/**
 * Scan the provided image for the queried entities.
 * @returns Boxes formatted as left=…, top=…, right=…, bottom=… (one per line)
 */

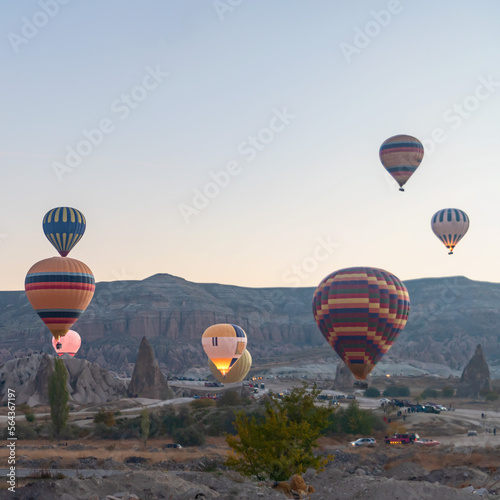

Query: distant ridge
left=0, top=274, right=499, bottom=376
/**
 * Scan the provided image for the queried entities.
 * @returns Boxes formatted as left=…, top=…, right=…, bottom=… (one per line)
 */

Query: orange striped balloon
left=25, top=257, right=95, bottom=340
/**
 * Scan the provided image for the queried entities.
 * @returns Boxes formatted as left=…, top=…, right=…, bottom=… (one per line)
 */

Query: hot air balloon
left=43, top=207, right=86, bottom=257
left=201, top=324, right=247, bottom=377
left=25, top=257, right=95, bottom=343
left=379, top=135, right=424, bottom=191
left=51, top=329, right=81, bottom=357
left=431, top=208, right=469, bottom=255
left=312, top=267, right=410, bottom=380
left=209, top=348, right=252, bottom=384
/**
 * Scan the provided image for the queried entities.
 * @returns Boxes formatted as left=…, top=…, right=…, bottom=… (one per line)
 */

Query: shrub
left=190, top=398, right=216, bottom=409
left=225, top=384, right=333, bottom=481
left=217, top=390, right=241, bottom=407
left=421, top=388, right=438, bottom=399
left=383, top=385, right=410, bottom=397
left=364, top=387, right=381, bottom=398
left=173, top=426, right=206, bottom=446
left=485, top=391, right=499, bottom=401
left=206, top=409, right=238, bottom=436
left=3, top=422, right=37, bottom=440
left=25, top=411, right=36, bottom=423
left=93, top=409, right=116, bottom=427
left=441, top=387, right=454, bottom=398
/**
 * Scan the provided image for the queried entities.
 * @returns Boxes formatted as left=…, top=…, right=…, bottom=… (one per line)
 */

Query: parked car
left=467, top=430, right=478, bottom=436
left=165, top=443, right=182, bottom=449
left=347, top=394, right=356, bottom=400
left=350, top=438, right=376, bottom=447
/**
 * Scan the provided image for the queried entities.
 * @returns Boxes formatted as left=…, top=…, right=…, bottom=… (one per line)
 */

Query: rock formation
left=335, top=362, right=355, bottom=389
left=2, top=274, right=500, bottom=374
left=0, top=353, right=127, bottom=406
left=128, top=336, right=174, bottom=399
left=456, top=344, right=491, bottom=398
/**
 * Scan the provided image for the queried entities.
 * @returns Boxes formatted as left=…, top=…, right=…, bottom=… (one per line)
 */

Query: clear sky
left=1, top=0, right=499, bottom=291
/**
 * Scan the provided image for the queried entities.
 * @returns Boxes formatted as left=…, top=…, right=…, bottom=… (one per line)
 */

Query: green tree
left=441, top=387, right=454, bottom=398
left=421, top=388, right=438, bottom=399
left=48, top=357, right=70, bottom=440
left=141, top=407, right=150, bottom=447
left=383, top=385, right=410, bottom=397
left=217, top=390, right=241, bottom=407
left=364, top=387, right=381, bottom=398
left=338, top=401, right=376, bottom=435
left=94, top=409, right=116, bottom=427
left=225, top=384, right=333, bottom=481
left=25, top=411, right=36, bottom=424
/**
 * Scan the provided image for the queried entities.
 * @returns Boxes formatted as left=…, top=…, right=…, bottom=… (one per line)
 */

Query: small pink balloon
left=51, top=330, right=81, bottom=357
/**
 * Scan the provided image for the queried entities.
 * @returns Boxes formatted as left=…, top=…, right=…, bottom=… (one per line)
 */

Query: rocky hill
left=0, top=274, right=499, bottom=375
left=0, top=353, right=127, bottom=405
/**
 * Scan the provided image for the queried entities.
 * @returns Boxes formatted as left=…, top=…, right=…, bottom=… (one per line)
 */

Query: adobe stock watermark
left=213, top=0, right=243, bottom=21
left=178, top=106, right=296, bottom=224
left=282, top=236, right=340, bottom=287
left=248, top=236, right=339, bottom=328
left=52, top=65, right=168, bottom=182
left=381, top=75, right=499, bottom=191
left=409, top=276, right=462, bottom=331
left=340, top=0, right=404, bottom=64
left=7, top=0, right=71, bottom=53
left=421, top=74, right=499, bottom=157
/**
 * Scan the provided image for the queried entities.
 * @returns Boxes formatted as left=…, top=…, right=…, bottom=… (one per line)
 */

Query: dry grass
left=0, top=436, right=231, bottom=468
left=385, top=446, right=500, bottom=472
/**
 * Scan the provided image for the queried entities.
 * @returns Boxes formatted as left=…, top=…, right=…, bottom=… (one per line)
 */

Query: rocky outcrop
left=335, top=362, right=355, bottom=389
left=0, top=354, right=127, bottom=406
left=457, top=344, right=491, bottom=398
left=128, top=336, right=174, bottom=399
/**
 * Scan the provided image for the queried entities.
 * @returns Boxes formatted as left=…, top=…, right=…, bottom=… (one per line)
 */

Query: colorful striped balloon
left=51, top=330, right=81, bottom=357
left=431, top=208, right=470, bottom=254
left=379, top=135, right=424, bottom=191
left=43, top=207, right=86, bottom=257
left=312, top=267, right=410, bottom=380
left=25, top=257, right=95, bottom=340
left=202, top=324, right=247, bottom=376
left=209, top=349, right=252, bottom=383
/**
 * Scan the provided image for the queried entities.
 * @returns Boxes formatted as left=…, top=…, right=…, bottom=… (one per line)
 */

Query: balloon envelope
left=52, top=329, right=81, bottom=357
left=431, top=208, right=469, bottom=254
left=379, top=135, right=424, bottom=190
left=43, top=207, right=86, bottom=257
left=25, top=257, right=95, bottom=340
left=202, top=324, right=247, bottom=376
left=209, top=349, right=252, bottom=383
left=312, top=267, right=410, bottom=380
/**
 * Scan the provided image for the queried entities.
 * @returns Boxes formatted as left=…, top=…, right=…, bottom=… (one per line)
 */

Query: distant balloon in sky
left=52, top=330, right=81, bottom=357
left=201, top=323, right=247, bottom=377
left=312, top=267, right=410, bottom=380
left=25, top=257, right=95, bottom=341
left=431, top=208, right=470, bottom=255
left=209, top=348, right=252, bottom=384
left=43, top=207, right=86, bottom=257
left=379, top=135, right=424, bottom=191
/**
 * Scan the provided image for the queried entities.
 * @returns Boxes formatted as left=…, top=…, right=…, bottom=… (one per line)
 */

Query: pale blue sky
left=1, top=0, right=499, bottom=290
